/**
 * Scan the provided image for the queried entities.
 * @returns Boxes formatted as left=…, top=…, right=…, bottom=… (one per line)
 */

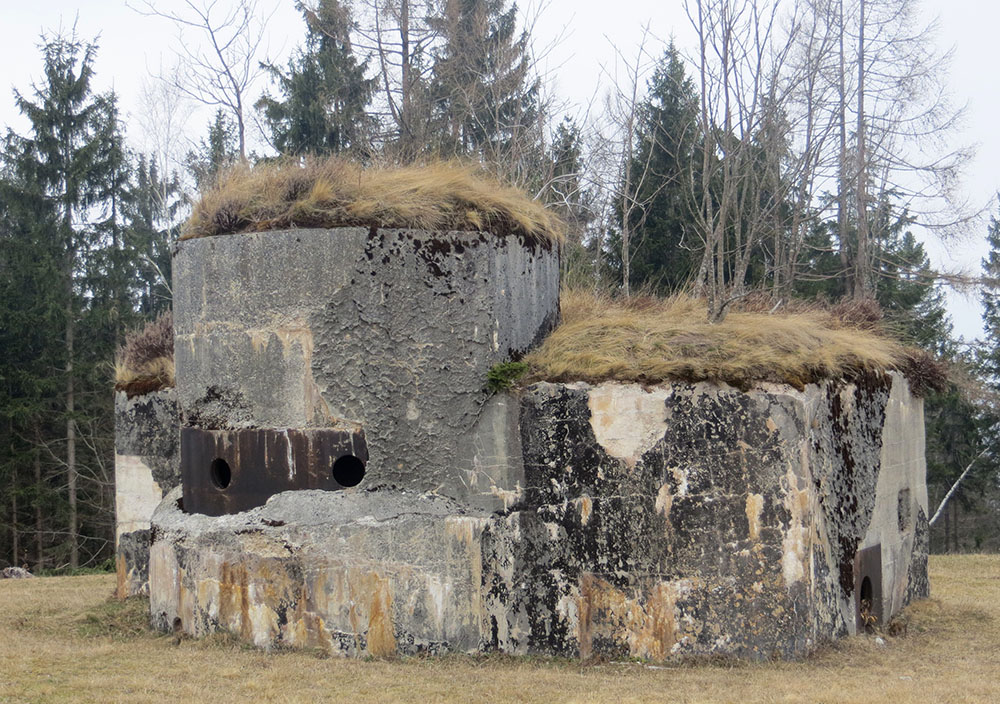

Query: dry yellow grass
left=113, top=356, right=175, bottom=396
left=0, top=555, right=996, bottom=703
left=526, top=290, right=908, bottom=390
left=114, top=313, right=174, bottom=396
left=183, top=159, right=565, bottom=244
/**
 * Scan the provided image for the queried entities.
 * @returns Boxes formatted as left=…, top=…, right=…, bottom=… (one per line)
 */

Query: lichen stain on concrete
left=489, top=483, right=522, bottom=510
left=445, top=515, right=488, bottom=546
left=745, top=493, right=764, bottom=541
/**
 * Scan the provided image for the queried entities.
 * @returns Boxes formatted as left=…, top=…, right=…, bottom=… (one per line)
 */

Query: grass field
left=0, top=555, right=997, bottom=703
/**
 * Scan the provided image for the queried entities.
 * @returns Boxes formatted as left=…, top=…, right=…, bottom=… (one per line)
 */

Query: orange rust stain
left=578, top=573, right=681, bottom=661
left=216, top=562, right=252, bottom=640
left=366, top=575, right=397, bottom=657
left=287, top=575, right=334, bottom=652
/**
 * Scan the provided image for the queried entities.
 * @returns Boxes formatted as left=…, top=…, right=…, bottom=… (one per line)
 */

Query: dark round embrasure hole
left=332, top=454, right=366, bottom=487
left=210, top=457, right=231, bottom=489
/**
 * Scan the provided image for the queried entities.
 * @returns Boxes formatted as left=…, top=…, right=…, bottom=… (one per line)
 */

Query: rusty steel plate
left=181, top=427, right=368, bottom=516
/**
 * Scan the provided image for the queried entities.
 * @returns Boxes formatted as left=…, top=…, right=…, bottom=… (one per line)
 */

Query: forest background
left=1, top=0, right=998, bottom=572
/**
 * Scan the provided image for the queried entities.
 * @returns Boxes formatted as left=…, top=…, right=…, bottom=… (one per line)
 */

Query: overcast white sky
left=1, top=0, right=996, bottom=340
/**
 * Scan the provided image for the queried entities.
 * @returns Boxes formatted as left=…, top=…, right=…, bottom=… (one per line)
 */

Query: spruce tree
left=609, top=45, right=701, bottom=294
left=980, top=209, right=1000, bottom=385
left=546, top=116, right=595, bottom=286
left=428, top=0, right=539, bottom=160
left=186, top=110, right=239, bottom=192
left=0, top=148, right=63, bottom=568
left=257, top=0, right=375, bottom=156
left=3, top=33, right=128, bottom=568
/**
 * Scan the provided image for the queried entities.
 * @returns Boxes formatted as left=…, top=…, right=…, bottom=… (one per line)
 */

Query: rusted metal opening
left=210, top=458, right=231, bottom=489
left=854, top=544, right=883, bottom=632
left=332, top=454, right=365, bottom=487
left=181, top=426, right=368, bottom=516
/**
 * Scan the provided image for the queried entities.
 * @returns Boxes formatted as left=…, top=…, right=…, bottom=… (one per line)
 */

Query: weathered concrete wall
left=173, top=228, right=557, bottom=511
left=862, top=375, right=929, bottom=612
left=150, top=487, right=488, bottom=654
left=481, top=373, right=924, bottom=660
left=114, top=389, right=180, bottom=597
left=148, top=373, right=927, bottom=660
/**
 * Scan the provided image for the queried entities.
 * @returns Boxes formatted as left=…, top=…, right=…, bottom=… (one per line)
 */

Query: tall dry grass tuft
left=114, top=312, right=174, bottom=397
left=525, top=290, right=937, bottom=391
left=183, top=159, right=565, bottom=243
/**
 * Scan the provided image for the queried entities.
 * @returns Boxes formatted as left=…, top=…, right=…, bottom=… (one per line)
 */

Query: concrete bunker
left=114, top=161, right=931, bottom=661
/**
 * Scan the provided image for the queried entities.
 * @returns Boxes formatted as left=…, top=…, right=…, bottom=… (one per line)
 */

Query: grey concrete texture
left=148, top=373, right=928, bottom=660
left=150, top=486, right=489, bottom=655
left=481, top=373, right=926, bottom=660
left=114, top=389, right=180, bottom=597
left=114, top=390, right=181, bottom=490
left=173, top=228, right=558, bottom=509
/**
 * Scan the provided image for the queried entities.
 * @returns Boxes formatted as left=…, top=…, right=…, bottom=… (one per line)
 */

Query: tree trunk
left=10, top=466, right=18, bottom=567
left=837, top=0, right=851, bottom=296
left=943, top=500, right=950, bottom=552
left=400, top=0, right=411, bottom=136
left=66, top=286, right=78, bottom=569
left=952, top=500, right=959, bottom=552
left=853, top=0, right=870, bottom=300
left=34, top=445, right=43, bottom=570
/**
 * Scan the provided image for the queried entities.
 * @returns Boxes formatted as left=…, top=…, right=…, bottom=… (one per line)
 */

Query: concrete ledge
left=150, top=487, right=489, bottom=655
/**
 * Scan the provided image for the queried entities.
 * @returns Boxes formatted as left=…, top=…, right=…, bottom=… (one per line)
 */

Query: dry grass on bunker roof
left=183, top=159, right=565, bottom=243
left=526, top=290, right=934, bottom=391
left=114, top=312, right=174, bottom=397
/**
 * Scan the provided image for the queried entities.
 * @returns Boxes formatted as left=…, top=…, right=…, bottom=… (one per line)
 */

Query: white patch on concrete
left=425, top=575, right=451, bottom=630
left=406, top=399, right=420, bottom=421
left=780, top=464, right=808, bottom=587
left=670, top=466, right=689, bottom=498
left=655, top=484, right=673, bottom=519
left=115, top=454, right=163, bottom=544
left=489, top=483, right=522, bottom=511
left=587, top=383, right=671, bottom=465
left=284, top=429, right=295, bottom=480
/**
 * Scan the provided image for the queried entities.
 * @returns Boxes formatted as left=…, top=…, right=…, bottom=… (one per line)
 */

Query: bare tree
left=132, top=0, right=273, bottom=161
left=599, top=29, right=664, bottom=297
left=135, top=65, right=195, bottom=180
left=683, top=0, right=802, bottom=320
left=811, top=0, right=975, bottom=299
left=346, top=0, right=441, bottom=155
